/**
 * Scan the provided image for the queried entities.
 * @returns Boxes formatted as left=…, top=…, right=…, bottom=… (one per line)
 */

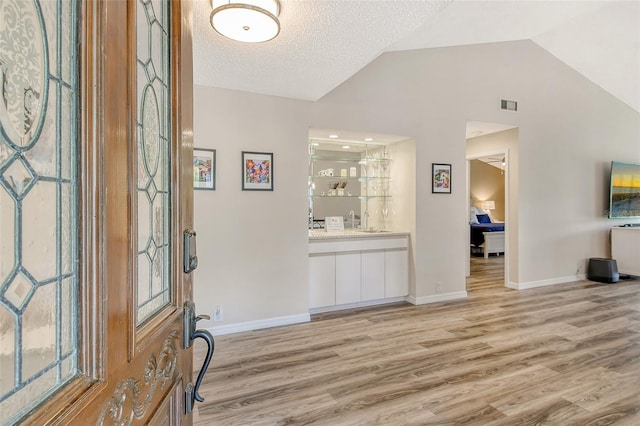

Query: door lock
left=183, top=230, right=198, bottom=273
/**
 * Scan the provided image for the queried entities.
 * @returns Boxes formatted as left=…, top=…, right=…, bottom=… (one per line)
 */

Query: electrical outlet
left=577, top=261, right=584, bottom=275
left=214, top=305, right=223, bottom=322
left=435, top=281, right=443, bottom=293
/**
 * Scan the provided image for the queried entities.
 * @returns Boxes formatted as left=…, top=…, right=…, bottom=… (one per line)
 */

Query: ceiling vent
left=501, top=99, right=518, bottom=111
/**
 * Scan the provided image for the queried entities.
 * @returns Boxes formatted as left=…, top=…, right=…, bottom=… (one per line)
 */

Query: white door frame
left=466, top=149, right=510, bottom=287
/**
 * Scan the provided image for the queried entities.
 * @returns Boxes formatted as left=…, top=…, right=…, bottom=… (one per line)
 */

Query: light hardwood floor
left=194, top=256, right=640, bottom=425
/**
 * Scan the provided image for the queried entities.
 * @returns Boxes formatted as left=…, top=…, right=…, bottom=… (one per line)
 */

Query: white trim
left=206, top=313, right=310, bottom=336
left=407, top=291, right=467, bottom=305
left=507, top=274, right=586, bottom=290
left=309, top=297, right=407, bottom=314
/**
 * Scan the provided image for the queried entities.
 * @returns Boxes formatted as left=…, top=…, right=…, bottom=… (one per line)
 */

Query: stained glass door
left=0, top=0, right=196, bottom=424
left=0, top=0, right=79, bottom=422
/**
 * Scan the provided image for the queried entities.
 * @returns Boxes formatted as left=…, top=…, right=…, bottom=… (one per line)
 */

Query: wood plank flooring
left=193, top=256, right=640, bottom=425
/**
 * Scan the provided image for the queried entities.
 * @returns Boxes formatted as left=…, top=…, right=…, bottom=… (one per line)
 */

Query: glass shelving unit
left=309, top=141, right=392, bottom=230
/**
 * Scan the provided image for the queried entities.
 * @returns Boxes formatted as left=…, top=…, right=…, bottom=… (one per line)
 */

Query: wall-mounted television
left=609, top=161, right=640, bottom=219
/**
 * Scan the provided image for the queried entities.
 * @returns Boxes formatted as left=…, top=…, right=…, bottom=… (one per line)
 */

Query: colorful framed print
left=432, top=163, right=451, bottom=194
left=193, top=148, right=216, bottom=190
left=242, top=151, right=273, bottom=191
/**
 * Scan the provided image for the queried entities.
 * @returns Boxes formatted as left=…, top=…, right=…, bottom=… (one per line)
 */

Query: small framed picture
left=242, top=151, right=273, bottom=191
left=432, top=163, right=451, bottom=194
left=193, top=148, right=216, bottom=190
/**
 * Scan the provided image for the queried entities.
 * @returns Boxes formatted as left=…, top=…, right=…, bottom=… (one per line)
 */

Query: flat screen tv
left=609, top=161, right=640, bottom=219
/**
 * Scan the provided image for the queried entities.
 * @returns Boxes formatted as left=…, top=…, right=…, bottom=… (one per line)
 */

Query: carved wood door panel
left=0, top=0, right=197, bottom=424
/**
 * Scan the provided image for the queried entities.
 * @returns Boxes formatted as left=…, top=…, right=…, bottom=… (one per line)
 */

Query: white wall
left=193, top=87, right=312, bottom=331
left=311, top=40, right=639, bottom=293
left=193, top=40, right=640, bottom=331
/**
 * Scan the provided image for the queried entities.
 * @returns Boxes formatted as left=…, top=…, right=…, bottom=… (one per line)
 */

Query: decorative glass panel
left=136, top=0, right=171, bottom=325
left=0, top=0, right=79, bottom=423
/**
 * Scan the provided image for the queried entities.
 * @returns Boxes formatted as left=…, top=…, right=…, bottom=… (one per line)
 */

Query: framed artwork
left=193, top=148, right=216, bottom=190
left=432, top=163, right=451, bottom=194
left=242, top=151, right=273, bottom=191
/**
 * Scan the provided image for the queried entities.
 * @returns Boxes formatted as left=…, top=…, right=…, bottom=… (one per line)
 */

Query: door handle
left=183, top=301, right=215, bottom=413
left=191, top=328, right=214, bottom=403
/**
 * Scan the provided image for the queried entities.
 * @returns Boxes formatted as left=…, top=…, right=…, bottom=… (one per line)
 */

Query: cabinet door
left=362, top=251, right=385, bottom=301
left=385, top=249, right=408, bottom=297
left=336, top=252, right=361, bottom=304
left=611, top=228, right=640, bottom=275
left=309, top=254, right=336, bottom=308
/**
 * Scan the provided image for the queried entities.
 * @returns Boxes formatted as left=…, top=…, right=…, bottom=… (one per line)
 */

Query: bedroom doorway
left=465, top=121, right=517, bottom=289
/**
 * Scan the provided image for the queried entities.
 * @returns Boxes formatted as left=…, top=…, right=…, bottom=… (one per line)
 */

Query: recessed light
left=342, top=145, right=350, bottom=149
left=329, top=134, right=338, bottom=139
left=312, top=142, right=319, bottom=146
left=364, top=137, right=374, bottom=142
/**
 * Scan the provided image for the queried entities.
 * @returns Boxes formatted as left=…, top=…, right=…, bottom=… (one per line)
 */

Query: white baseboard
left=309, top=297, right=407, bottom=315
left=206, top=313, right=310, bottom=336
left=407, top=291, right=468, bottom=305
left=508, top=274, right=586, bottom=290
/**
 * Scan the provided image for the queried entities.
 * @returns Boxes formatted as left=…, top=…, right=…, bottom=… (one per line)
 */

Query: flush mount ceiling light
left=210, top=0, right=280, bottom=43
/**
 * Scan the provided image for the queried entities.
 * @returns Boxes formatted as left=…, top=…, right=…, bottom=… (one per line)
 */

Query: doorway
left=465, top=121, right=517, bottom=289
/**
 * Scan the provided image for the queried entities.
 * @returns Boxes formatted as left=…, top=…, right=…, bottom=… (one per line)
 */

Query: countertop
left=309, top=229, right=410, bottom=240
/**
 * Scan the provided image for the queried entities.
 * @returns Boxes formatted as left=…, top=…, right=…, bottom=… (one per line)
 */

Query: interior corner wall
left=387, top=139, right=417, bottom=296
left=192, top=85, right=312, bottom=329
left=311, top=39, right=639, bottom=292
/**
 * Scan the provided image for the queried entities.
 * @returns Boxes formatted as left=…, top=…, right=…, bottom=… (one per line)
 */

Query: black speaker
left=587, top=258, right=619, bottom=283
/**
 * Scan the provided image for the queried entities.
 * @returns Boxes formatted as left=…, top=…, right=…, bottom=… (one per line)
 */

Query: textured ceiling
left=193, top=0, right=640, bottom=111
left=193, top=0, right=452, bottom=101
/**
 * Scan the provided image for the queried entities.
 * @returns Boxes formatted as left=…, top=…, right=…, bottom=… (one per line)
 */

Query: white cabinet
left=309, top=254, right=335, bottom=309
left=611, top=227, right=640, bottom=276
left=361, top=251, right=385, bottom=301
left=336, top=252, right=361, bottom=304
left=385, top=249, right=409, bottom=298
left=308, top=234, right=409, bottom=311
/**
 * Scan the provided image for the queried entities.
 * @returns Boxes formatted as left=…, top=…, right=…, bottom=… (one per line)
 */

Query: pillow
left=473, top=206, right=488, bottom=214
left=470, top=213, right=479, bottom=224
left=476, top=214, right=491, bottom=224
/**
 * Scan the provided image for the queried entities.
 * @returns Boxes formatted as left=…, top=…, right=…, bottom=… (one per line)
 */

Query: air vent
left=500, top=99, right=518, bottom=111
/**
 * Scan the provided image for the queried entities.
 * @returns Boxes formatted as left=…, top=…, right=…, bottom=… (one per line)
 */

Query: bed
left=470, top=210, right=505, bottom=258
left=471, top=223, right=505, bottom=258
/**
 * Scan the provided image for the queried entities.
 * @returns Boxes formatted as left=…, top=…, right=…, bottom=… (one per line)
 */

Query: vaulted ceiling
left=193, top=0, right=640, bottom=112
